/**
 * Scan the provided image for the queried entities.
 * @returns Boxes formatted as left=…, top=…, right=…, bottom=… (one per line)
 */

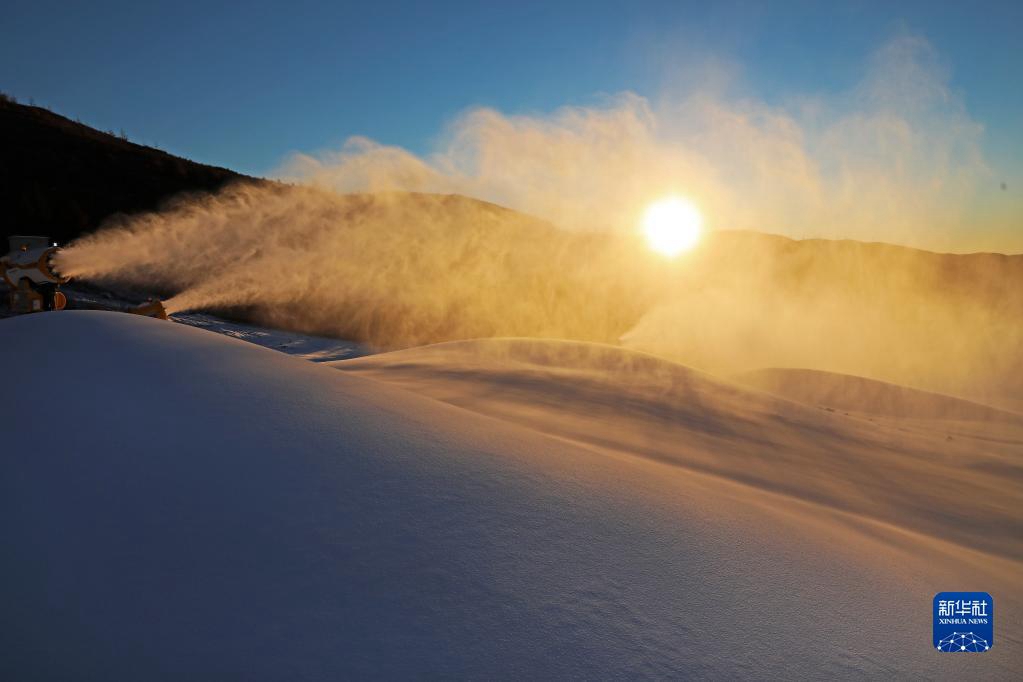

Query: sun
left=642, top=197, right=703, bottom=257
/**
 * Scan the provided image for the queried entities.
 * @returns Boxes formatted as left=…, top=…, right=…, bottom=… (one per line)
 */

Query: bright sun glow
left=642, top=197, right=703, bottom=257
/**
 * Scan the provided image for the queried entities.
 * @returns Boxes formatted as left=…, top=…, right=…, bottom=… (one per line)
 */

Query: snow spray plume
left=55, top=183, right=665, bottom=349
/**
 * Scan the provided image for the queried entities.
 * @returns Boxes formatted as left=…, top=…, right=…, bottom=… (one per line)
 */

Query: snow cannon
left=2, top=236, right=68, bottom=314
left=129, top=300, right=169, bottom=320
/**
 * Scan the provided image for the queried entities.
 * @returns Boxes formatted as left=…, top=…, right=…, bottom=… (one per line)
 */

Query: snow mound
left=734, top=367, right=1019, bottom=422
left=337, top=338, right=1023, bottom=561
left=2, top=314, right=1021, bottom=679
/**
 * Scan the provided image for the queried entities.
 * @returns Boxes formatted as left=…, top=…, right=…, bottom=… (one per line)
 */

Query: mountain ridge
left=0, top=96, right=252, bottom=244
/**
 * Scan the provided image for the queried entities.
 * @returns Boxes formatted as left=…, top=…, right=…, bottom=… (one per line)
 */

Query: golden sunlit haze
left=642, top=197, right=703, bottom=257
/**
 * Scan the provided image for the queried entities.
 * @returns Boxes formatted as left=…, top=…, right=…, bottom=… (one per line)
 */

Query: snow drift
left=335, top=338, right=1023, bottom=562
left=2, top=312, right=1020, bottom=679
left=734, top=367, right=1020, bottom=422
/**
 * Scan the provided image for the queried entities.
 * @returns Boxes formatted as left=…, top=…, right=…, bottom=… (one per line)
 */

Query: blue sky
left=2, top=0, right=1020, bottom=179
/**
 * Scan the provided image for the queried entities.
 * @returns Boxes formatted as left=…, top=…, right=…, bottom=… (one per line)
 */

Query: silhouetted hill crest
left=0, top=96, right=252, bottom=244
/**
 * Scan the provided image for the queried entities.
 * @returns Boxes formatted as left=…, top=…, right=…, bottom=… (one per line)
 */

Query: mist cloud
left=281, top=35, right=994, bottom=252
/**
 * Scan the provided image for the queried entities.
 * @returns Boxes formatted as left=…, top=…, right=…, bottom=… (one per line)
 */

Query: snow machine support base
left=129, top=300, right=169, bottom=320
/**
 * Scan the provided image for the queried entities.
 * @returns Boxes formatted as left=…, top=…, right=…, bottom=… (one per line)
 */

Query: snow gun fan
left=2, top=235, right=68, bottom=313
left=2, top=235, right=168, bottom=320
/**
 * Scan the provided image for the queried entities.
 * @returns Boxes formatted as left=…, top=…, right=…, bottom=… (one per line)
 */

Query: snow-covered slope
left=2, top=313, right=1020, bottom=679
left=336, top=338, right=1023, bottom=562
left=734, top=367, right=1019, bottom=422
left=173, top=312, right=368, bottom=361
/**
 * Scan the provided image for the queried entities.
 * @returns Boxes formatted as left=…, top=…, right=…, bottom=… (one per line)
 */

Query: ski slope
left=336, top=338, right=1023, bottom=562
left=2, top=312, right=1020, bottom=679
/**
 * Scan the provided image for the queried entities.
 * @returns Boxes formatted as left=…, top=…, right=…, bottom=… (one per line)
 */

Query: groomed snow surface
left=2, top=312, right=1020, bottom=679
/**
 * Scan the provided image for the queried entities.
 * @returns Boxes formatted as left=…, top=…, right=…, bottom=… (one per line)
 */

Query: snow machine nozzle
left=130, top=300, right=169, bottom=320
left=3, top=236, right=69, bottom=313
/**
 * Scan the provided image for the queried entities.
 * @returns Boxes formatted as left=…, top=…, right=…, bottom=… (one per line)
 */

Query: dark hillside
left=0, top=95, right=250, bottom=244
